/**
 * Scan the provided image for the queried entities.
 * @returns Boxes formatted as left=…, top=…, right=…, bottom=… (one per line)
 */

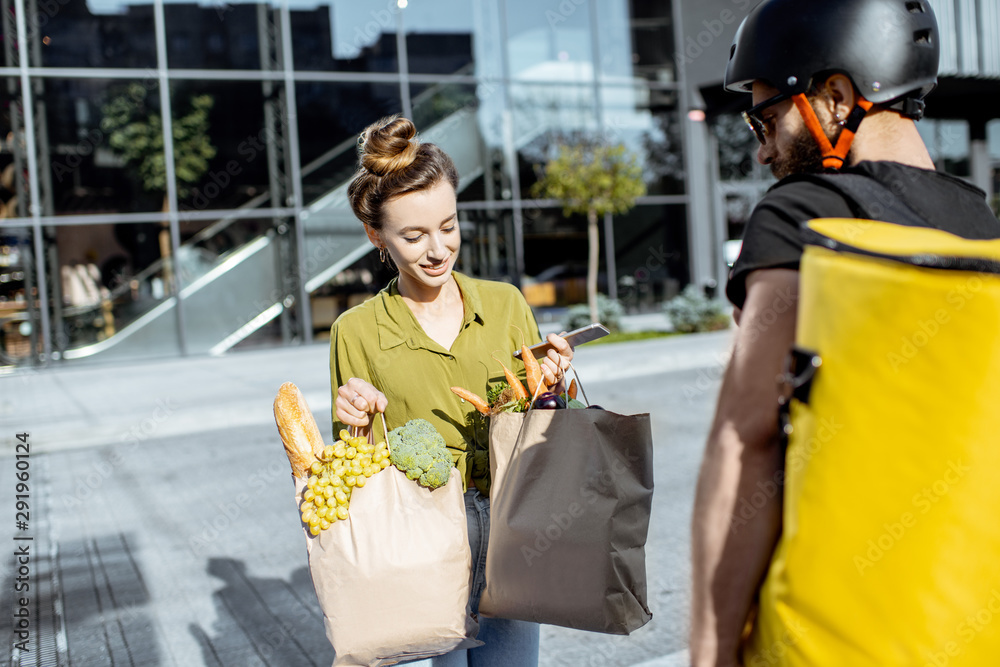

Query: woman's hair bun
left=358, top=115, right=419, bottom=177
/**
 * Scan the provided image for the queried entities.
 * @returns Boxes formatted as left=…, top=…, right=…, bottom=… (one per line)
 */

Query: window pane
left=593, top=0, right=634, bottom=84
left=295, top=81, right=402, bottom=207
left=459, top=207, right=518, bottom=282
left=52, top=221, right=180, bottom=359
left=624, top=0, right=677, bottom=84
left=169, top=80, right=273, bottom=211
left=521, top=205, right=593, bottom=302
left=917, top=118, right=970, bottom=177
left=504, top=0, right=592, bottom=81
left=402, top=0, right=474, bottom=75
left=165, top=2, right=278, bottom=70
left=1, top=226, right=42, bottom=365
left=43, top=78, right=163, bottom=215
left=454, top=82, right=514, bottom=202
left=988, top=119, right=1000, bottom=216
left=601, top=85, right=685, bottom=195
left=291, top=0, right=400, bottom=73
left=711, top=113, right=766, bottom=182
left=0, top=77, right=29, bottom=219
left=30, top=1, right=156, bottom=68
left=409, top=81, right=488, bottom=201
left=177, top=217, right=294, bottom=354
left=612, top=204, right=689, bottom=308
left=509, top=82, right=598, bottom=196
left=410, top=81, right=478, bottom=131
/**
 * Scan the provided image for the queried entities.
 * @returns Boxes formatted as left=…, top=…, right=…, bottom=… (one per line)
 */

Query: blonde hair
left=347, top=115, right=459, bottom=231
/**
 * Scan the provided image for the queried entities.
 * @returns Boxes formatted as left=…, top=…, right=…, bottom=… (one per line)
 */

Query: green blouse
left=329, top=271, right=542, bottom=495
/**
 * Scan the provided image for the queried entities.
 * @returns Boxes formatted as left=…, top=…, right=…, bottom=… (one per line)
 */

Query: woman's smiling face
left=376, top=178, right=460, bottom=292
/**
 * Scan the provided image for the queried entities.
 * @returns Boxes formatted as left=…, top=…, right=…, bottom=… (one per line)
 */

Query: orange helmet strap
left=792, top=94, right=874, bottom=170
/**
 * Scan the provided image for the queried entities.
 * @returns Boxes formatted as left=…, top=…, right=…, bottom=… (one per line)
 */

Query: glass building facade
left=0, top=0, right=696, bottom=368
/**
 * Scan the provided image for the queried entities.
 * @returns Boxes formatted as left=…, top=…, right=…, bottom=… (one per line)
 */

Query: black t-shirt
left=727, top=161, right=1000, bottom=308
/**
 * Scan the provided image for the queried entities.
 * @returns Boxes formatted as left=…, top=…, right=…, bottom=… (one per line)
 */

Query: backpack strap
left=782, top=172, right=929, bottom=228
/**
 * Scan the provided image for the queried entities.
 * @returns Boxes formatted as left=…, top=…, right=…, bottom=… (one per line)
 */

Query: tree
left=103, top=83, right=216, bottom=202
left=102, top=84, right=216, bottom=291
left=532, top=141, right=646, bottom=324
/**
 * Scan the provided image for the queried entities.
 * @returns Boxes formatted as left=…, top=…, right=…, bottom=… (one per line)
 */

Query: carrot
left=492, top=352, right=529, bottom=400
left=567, top=378, right=578, bottom=400
left=512, top=324, right=544, bottom=396
left=450, top=386, right=490, bottom=415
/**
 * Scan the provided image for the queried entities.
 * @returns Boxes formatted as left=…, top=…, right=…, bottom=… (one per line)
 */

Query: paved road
left=0, top=330, right=732, bottom=666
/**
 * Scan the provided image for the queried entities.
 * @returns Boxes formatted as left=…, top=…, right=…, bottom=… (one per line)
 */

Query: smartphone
left=514, top=323, right=611, bottom=359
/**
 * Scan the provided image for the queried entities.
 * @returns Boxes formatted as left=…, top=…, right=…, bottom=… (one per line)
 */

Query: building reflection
left=1, top=0, right=699, bottom=367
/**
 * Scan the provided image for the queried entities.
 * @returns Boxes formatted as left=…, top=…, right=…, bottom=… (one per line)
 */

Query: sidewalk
left=0, top=311, right=714, bottom=456
left=1, top=329, right=732, bottom=667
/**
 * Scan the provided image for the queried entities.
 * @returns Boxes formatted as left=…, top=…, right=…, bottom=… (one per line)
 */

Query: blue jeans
left=408, top=488, right=540, bottom=667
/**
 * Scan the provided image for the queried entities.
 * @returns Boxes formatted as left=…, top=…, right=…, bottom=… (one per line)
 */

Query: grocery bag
left=744, top=219, right=1000, bottom=665
left=479, top=404, right=654, bottom=634
left=295, top=464, right=481, bottom=666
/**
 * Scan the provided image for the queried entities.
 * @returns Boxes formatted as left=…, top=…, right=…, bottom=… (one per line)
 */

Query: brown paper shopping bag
left=295, top=465, right=481, bottom=666
left=479, top=407, right=654, bottom=634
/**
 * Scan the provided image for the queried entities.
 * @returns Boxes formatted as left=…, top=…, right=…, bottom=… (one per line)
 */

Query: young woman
left=332, top=115, right=573, bottom=666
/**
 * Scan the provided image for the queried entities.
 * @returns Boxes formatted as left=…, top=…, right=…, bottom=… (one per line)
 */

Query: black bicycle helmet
left=725, top=0, right=939, bottom=119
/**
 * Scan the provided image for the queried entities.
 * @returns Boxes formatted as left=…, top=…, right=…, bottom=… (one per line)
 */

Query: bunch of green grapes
left=300, top=429, right=390, bottom=536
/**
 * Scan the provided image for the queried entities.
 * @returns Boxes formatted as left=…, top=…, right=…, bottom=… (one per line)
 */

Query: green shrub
left=562, top=294, right=624, bottom=333
left=663, top=284, right=731, bottom=333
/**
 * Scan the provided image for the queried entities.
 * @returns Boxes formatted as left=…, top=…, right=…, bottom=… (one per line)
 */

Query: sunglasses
left=742, top=92, right=791, bottom=145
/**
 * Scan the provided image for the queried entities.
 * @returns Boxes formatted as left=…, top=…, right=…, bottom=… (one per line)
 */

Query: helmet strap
left=792, top=93, right=875, bottom=171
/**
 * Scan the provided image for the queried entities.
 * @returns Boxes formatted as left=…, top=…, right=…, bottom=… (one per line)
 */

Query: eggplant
left=532, top=392, right=566, bottom=410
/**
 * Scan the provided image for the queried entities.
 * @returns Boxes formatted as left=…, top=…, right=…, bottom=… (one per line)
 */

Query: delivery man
left=689, top=0, right=1000, bottom=664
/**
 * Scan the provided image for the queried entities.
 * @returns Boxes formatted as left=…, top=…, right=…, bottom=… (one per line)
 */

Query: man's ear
left=818, top=74, right=858, bottom=123
left=363, top=223, right=381, bottom=248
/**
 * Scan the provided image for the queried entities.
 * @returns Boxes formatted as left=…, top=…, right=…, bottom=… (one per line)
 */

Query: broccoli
left=388, top=419, right=454, bottom=489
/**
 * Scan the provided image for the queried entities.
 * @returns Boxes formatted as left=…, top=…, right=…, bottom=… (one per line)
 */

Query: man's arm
left=690, top=268, right=799, bottom=666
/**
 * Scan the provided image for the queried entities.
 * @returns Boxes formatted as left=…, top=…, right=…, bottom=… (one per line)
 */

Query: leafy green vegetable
left=388, top=419, right=454, bottom=489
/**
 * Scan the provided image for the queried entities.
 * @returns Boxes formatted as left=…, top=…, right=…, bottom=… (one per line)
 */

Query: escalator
left=61, top=92, right=487, bottom=361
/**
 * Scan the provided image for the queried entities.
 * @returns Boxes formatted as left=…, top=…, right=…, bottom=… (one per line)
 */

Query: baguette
left=273, top=382, right=326, bottom=478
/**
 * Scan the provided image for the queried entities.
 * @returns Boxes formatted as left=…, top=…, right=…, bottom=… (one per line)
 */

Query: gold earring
left=379, top=246, right=387, bottom=263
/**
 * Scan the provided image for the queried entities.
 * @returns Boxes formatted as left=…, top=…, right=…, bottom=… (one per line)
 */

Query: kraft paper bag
left=479, top=408, right=654, bottom=634
left=294, top=466, right=481, bottom=666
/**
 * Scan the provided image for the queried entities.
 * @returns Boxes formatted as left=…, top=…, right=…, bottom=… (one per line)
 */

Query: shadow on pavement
left=0, top=532, right=161, bottom=666
left=189, top=557, right=332, bottom=667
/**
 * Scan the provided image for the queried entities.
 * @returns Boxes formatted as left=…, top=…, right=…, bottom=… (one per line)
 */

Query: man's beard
left=770, top=126, right=825, bottom=180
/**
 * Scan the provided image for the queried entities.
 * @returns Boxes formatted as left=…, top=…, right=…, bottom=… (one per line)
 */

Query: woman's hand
left=539, top=332, right=574, bottom=393
left=335, top=378, right=388, bottom=431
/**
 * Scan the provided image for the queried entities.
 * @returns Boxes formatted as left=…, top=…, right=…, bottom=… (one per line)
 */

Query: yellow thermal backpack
left=743, top=219, right=1000, bottom=666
